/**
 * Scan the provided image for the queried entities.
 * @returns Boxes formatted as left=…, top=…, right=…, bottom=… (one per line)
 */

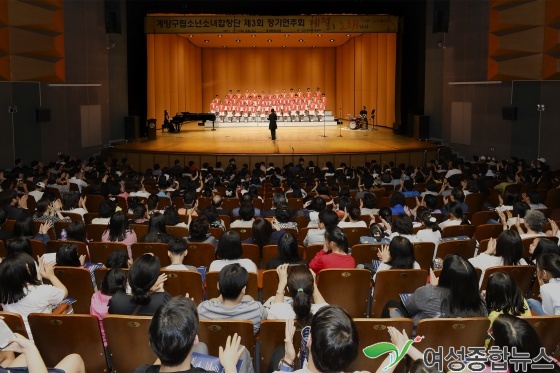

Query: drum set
left=348, top=114, right=368, bottom=130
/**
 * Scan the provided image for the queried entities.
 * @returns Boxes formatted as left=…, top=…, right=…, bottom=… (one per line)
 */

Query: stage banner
left=145, top=15, right=399, bottom=34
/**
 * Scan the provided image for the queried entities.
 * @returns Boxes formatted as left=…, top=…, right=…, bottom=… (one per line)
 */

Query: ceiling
left=181, top=32, right=363, bottom=48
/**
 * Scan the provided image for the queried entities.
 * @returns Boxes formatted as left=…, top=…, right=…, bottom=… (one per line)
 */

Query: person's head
left=189, top=217, right=209, bottom=240
left=530, top=238, right=560, bottom=264
left=128, top=254, right=161, bottom=305
left=6, top=238, right=32, bottom=257
left=108, top=210, right=130, bottom=242
left=66, top=221, right=87, bottom=243
left=238, top=203, right=255, bottom=221
left=536, top=253, right=560, bottom=283
left=391, top=214, right=413, bottom=235
left=308, top=305, right=359, bottom=373
left=525, top=190, right=543, bottom=205
left=132, top=203, right=148, bottom=220
left=317, top=209, right=338, bottom=230
left=362, top=193, right=377, bottom=209
left=346, top=206, right=361, bottom=222
left=275, top=203, right=292, bottom=223
left=523, top=210, right=546, bottom=233
left=310, top=197, right=326, bottom=212
left=146, top=212, right=167, bottom=237
left=324, top=226, right=348, bottom=254
left=450, top=187, right=465, bottom=203
left=389, top=191, right=406, bottom=207
left=0, top=252, right=40, bottom=304
left=337, top=196, right=352, bottom=213
left=56, top=242, right=81, bottom=267
left=147, top=194, right=159, bottom=211
left=447, top=202, right=466, bottom=222
left=419, top=211, right=439, bottom=231
left=368, top=224, right=387, bottom=242
left=277, top=232, right=301, bottom=262
left=168, top=237, right=188, bottom=259
left=494, top=230, right=524, bottom=266
left=216, top=230, right=242, bottom=259
left=163, top=206, right=180, bottom=226
left=423, top=194, right=438, bottom=211
left=106, top=249, right=130, bottom=268
left=35, top=197, right=50, bottom=217
left=287, top=265, right=315, bottom=324
left=62, top=193, right=80, bottom=210
left=378, top=207, right=392, bottom=224
left=0, top=207, right=7, bottom=227
left=438, top=255, right=485, bottom=317
left=12, top=215, right=34, bottom=238
left=512, top=202, right=530, bottom=218
left=492, top=314, right=558, bottom=373
left=251, top=218, right=273, bottom=249
left=485, top=272, right=527, bottom=316
left=218, top=263, right=248, bottom=301
left=100, top=268, right=127, bottom=296
left=98, top=199, right=117, bottom=219
left=149, top=296, right=199, bottom=367
left=387, top=236, right=416, bottom=269
left=272, top=191, right=286, bottom=207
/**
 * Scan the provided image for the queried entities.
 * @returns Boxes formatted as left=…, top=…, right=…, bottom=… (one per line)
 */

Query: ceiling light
left=236, top=39, right=241, bottom=43
left=204, top=40, right=209, bottom=43
left=285, top=34, right=289, bottom=37
left=298, top=39, right=304, bottom=42
left=189, top=35, right=193, bottom=38
left=282, top=45, right=286, bottom=48
left=318, top=34, right=322, bottom=37
left=218, top=35, right=222, bottom=38
left=251, top=34, right=256, bottom=37
left=330, top=39, right=335, bottom=42
left=346, top=34, right=350, bottom=37
left=267, top=39, right=272, bottom=42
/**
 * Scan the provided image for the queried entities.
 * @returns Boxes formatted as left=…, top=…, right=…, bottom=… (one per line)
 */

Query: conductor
left=268, top=108, right=278, bottom=140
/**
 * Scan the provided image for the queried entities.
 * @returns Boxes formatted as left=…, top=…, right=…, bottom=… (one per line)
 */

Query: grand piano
left=171, top=112, right=217, bottom=131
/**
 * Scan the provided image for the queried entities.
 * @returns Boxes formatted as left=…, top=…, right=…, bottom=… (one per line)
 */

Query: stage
left=107, top=121, right=442, bottom=171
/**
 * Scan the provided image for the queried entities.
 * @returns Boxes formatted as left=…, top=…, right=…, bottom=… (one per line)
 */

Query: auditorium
left=0, top=0, right=559, bottom=372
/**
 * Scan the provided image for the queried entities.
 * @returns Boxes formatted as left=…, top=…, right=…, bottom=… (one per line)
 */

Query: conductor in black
left=268, top=108, right=278, bottom=140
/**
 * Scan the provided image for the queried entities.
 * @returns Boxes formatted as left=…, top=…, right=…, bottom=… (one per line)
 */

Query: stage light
left=204, top=40, right=209, bottom=43
left=318, top=34, right=322, bottom=37
left=298, top=39, right=304, bottom=42
left=251, top=34, right=256, bottom=37
left=252, top=46, right=256, bottom=48
left=346, top=34, right=350, bottom=37
left=312, top=46, right=316, bottom=48
left=236, top=39, right=241, bottom=43
left=282, top=45, right=286, bottom=48
left=218, top=35, right=222, bottom=38
left=267, top=39, right=272, bottom=42
left=330, top=39, right=335, bottom=42
left=188, top=35, right=193, bottom=38
left=284, top=34, right=289, bottom=37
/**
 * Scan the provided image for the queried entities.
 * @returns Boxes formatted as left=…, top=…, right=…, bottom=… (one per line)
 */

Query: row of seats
left=3, top=310, right=558, bottom=373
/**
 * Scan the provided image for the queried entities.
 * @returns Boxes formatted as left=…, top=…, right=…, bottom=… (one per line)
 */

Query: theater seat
left=52, top=266, right=95, bottom=314
left=520, top=316, right=560, bottom=357
left=259, top=320, right=303, bottom=373
left=0, top=311, right=29, bottom=339
left=184, top=242, right=216, bottom=269
left=88, top=242, right=128, bottom=264
left=28, top=313, right=108, bottom=372
left=160, top=269, right=203, bottom=304
left=104, top=315, right=157, bottom=372
left=317, top=268, right=371, bottom=317
left=371, top=269, right=428, bottom=317
left=131, top=242, right=171, bottom=266
left=435, top=239, right=476, bottom=260
left=198, top=319, right=255, bottom=359
left=479, top=265, right=536, bottom=295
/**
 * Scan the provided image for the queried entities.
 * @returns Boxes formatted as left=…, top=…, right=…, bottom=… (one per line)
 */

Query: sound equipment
left=502, top=106, right=517, bottom=121
left=35, top=108, right=51, bottom=123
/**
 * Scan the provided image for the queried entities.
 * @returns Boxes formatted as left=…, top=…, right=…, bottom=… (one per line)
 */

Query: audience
left=210, top=230, right=258, bottom=273
left=266, top=232, right=306, bottom=269
left=309, top=226, right=355, bottom=273
left=166, top=237, right=197, bottom=271
left=102, top=210, right=138, bottom=256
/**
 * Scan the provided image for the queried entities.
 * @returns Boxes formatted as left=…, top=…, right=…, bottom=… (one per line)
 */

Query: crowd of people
left=209, top=87, right=327, bottom=122
left=0, top=152, right=559, bottom=372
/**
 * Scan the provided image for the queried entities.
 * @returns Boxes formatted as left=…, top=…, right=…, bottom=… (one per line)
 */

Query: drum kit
left=347, top=114, right=368, bottom=130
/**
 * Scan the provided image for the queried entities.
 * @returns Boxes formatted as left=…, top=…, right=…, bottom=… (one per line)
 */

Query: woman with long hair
left=33, top=197, right=71, bottom=237
left=245, top=217, right=286, bottom=251
left=438, top=201, right=469, bottom=229
left=266, top=232, right=307, bottom=269
left=469, top=230, right=527, bottom=283
left=108, top=254, right=170, bottom=315
left=209, top=229, right=257, bottom=273
left=485, top=272, right=531, bottom=328
left=528, top=253, right=560, bottom=315
left=141, top=212, right=171, bottom=243
left=0, top=252, right=67, bottom=337
left=374, top=236, right=420, bottom=281
left=309, top=226, right=355, bottom=273
left=11, top=215, right=51, bottom=247
left=399, top=254, right=487, bottom=325
left=267, top=264, right=327, bottom=325
left=101, top=210, right=137, bottom=257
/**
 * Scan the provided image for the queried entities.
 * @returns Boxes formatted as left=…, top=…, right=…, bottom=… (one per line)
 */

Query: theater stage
left=108, top=121, right=442, bottom=171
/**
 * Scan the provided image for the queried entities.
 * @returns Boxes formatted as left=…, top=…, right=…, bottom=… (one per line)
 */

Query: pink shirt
left=101, top=230, right=137, bottom=257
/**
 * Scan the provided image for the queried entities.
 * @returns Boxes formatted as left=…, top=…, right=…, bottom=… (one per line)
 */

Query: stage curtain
left=201, top=47, right=336, bottom=112
left=336, top=33, right=396, bottom=127
left=147, top=34, right=202, bottom=124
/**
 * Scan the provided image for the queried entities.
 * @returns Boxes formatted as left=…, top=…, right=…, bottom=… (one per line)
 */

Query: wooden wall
left=147, top=34, right=202, bottom=121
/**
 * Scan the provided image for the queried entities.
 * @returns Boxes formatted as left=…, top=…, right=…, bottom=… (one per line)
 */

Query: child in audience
left=165, top=237, right=197, bottom=271
left=90, top=268, right=126, bottom=346
left=528, top=253, right=560, bottom=315
left=309, top=226, right=355, bottom=273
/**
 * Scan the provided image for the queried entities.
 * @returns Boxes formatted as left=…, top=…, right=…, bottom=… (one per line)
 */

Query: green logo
left=363, top=336, right=424, bottom=371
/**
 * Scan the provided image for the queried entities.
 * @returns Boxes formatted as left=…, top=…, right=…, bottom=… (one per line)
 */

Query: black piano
left=170, top=112, right=217, bottom=132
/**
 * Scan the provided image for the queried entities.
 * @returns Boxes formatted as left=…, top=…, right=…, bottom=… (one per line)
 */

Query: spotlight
left=285, top=34, right=289, bottom=37
left=188, top=35, right=193, bottom=38
left=236, top=39, right=241, bottom=43
left=267, top=39, right=272, bottom=42
left=317, top=34, right=322, bottom=37
left=218, top=35, right=222, bottom=38
left=282, top=45, right=286, bottom=48
left=298, top=39, right=304, bottom=42
left=330, top=39, right=334, bottom=42
left=251, top=34, right=256, bottom=37
left=204, top=40, right=209, bottom=43
left=346, top=34, right=350, bottom=37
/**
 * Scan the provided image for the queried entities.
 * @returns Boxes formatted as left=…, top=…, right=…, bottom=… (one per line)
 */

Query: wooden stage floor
left=114, top=121, right=439, bottom=156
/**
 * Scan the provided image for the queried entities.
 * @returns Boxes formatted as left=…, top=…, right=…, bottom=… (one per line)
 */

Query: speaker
left=433, top=0, right=450, bottom=33
left=124, top=116, right=139, bottom=140
left=413, top=115, right=430, bottom=139
left=502, top=106, right=517, bottom=120
left=35, top=108, right=51, bottom=122
left=105, top=0, right=121, bottom=34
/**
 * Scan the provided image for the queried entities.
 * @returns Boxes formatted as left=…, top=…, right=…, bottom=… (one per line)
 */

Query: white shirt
left=129, top=191, right=151, bottom=198
left=28, top=190, right=44, bottom=202
left=415, top=229, right=442, bottom=245
left=468, top=254, right=528, bottom=286
left=209, top=258, right=258, bottom=273
left=69, top=177, right=88, bottom=192
left=541, top=278, right=560, bottom=315
left=360, top=208, right=379, bottom=216
left=337, top=221, right=367, bottom=228
left=165, top=264, right=197, bottom=271
left=230, top=219, right=254, bottom=228
left=439, top=219, right=462, bottom=230
left=266, top=297, right=328, bottom=320
left=445, top=169, right=462, bottom=179
left=2, top=284, right=65, bottom=339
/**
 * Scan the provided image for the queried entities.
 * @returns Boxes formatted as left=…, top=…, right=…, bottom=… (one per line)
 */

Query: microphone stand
left=319, top=112, right=327, bottom=138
